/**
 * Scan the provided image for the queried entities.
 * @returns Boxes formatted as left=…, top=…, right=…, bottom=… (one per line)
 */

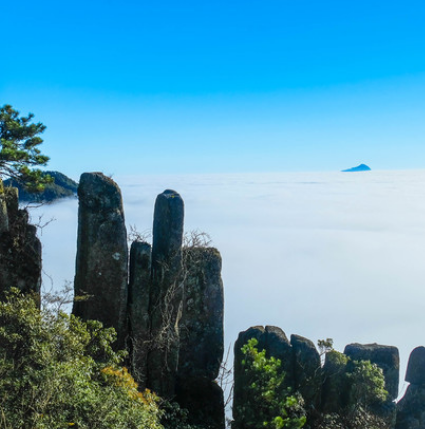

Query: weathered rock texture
left=233, top=327, right=400, bottom=429
left=176, top=247, right=225, bottom=428
left=73, top=173, right=128, bottom=349
left=147, top=189, right=185, bottom=398
left=291, top=334, right=322, bottom=410
left=396, top=346, right=425, bottom=429
left=128, top=240, right=152, bottom=389
left=0, top=181, right=41, bottom=299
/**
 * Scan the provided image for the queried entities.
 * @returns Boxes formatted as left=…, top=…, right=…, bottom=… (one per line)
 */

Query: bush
left=0, top=288, right=163, bottom=429
left=237, top=338, right=306, bottom=429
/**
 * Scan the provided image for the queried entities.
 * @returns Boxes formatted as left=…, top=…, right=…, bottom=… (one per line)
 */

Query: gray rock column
left=396, top=347, right=425, bottom=429
left=176, top=247, right=225, bottom=428
left=147, top=189, right=184, bottom=398
left=128, top=240, right=152, bottom=389
left=73, top=172, right=128, bottom=350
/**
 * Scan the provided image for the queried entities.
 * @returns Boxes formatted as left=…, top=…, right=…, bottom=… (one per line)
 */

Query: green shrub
left=0, top=288, right=162, bottom=429
left=238, top=338, right=306, bottom=429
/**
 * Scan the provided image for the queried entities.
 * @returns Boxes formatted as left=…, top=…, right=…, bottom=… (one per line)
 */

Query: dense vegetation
left=236, top=339, right=389, bottom=429
left=0, top=288, right=163, bottom=429
left=238, top=338, right=306, bottom=429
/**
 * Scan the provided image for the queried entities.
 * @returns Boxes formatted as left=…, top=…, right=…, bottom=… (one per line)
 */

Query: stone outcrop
left=291, top=334, right=322, bottom=410
left=176, top=247, right=225, bottom=428
left=128, top=240, right=152, bottom=388
left=0, top=181, right=41, bottom=299
left=73, top=173, right=128, bottom=349
left=70, top=178, right=225, bottom=428
left=233, top=327, right=401, bottom=429
left=396, top=347, right=425, bottom=429
left=147, top=189, right=185, bottom=398
left=344, top=343, right=400, bottom=401
left=232, top=326, right=304, bottom=429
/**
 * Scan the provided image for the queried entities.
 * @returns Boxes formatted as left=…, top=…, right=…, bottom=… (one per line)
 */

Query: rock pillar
left=73, top=172, right=128, bottom=349
left=147, top=189, right=184, bottom=398
left=176, top=247, right=225, bottom=429
left=128, top=240, right=152, bottom=388
left=396, top=346, right=425, bottom=429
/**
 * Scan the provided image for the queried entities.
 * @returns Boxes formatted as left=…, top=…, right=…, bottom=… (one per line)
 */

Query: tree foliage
left=317, top=340, right=389, bottom=429
left=0, top=104, right=51, bottom=191
left=0, top=288, right=163, bottom=429
left=239, top=338, right=306, bottom=429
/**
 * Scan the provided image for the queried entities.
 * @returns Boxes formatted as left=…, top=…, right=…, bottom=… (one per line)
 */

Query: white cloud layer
left=30, top=170, right=425, bottom=396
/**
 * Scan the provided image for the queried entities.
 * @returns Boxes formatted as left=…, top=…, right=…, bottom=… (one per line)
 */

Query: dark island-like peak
left=342, top=163, right=371, bottom=172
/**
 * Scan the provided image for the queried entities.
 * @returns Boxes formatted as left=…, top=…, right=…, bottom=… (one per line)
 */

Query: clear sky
left=2, top=0, right=425, bottom=176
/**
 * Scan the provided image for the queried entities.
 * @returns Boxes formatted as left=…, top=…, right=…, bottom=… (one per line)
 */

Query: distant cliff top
left=4, top=171, right=78, bottom=203
left=341, top=164, right=371, bottom=172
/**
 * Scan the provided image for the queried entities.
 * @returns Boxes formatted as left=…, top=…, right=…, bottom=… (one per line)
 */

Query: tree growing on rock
left=236, top=338, right=306, bottom=429
left=0, top=104, right=51, bottom=190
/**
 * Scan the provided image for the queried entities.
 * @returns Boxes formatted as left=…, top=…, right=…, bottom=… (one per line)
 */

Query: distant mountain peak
left=3, top=171, right=78, bottom=203
left=342, top=164, right=371, bottom=172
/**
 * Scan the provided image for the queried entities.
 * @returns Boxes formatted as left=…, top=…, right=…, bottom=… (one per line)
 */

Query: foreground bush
left=237, top=338, right=306, bottom=429
left=0, top=289, right=162, bottom=429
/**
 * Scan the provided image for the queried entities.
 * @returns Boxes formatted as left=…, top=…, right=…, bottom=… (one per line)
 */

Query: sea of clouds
left=30, top=170, right=425, bottom=397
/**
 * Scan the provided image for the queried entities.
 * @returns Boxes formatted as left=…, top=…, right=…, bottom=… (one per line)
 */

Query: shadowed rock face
left=405, top=347, right=425, bottom=385
left=73, top=172, right=128, bottom=349
left=321, top=350, right=349, bottom=414
left=178, top=247, right=224, bottom=380
left=148, top=189, right=184, bottom=399
left=344, top=343, right=400, bottom=401
left=128, top=240, right=152, bottom=389
left=176, top=247, right=225, bottom=428
left=291, top=334, right=322, bottom=409
left=396, top=347, right=425, bottom=429
left=0, top=183, right=41, bottom=299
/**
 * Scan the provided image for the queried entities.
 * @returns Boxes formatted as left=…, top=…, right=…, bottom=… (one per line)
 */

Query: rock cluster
left=72, top=173, right=225, bottom=429
left=233, top=326, right=321, bottom=428
left=232, top=326, right=400, bottom=429
left=0, top=181, right=41, bottom=299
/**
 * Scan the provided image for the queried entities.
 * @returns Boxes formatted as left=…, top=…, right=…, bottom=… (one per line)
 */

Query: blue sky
left=2, top=0, right=425, bottom=176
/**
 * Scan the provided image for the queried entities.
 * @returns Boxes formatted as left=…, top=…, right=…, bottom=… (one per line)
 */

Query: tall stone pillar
left=128, top=240, right=152, bottom=388
left=176, top=247, right=225, bottom=429
left=73, top=172, right=128, bottom=350
left=147, top=189, right=184, bottom=398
